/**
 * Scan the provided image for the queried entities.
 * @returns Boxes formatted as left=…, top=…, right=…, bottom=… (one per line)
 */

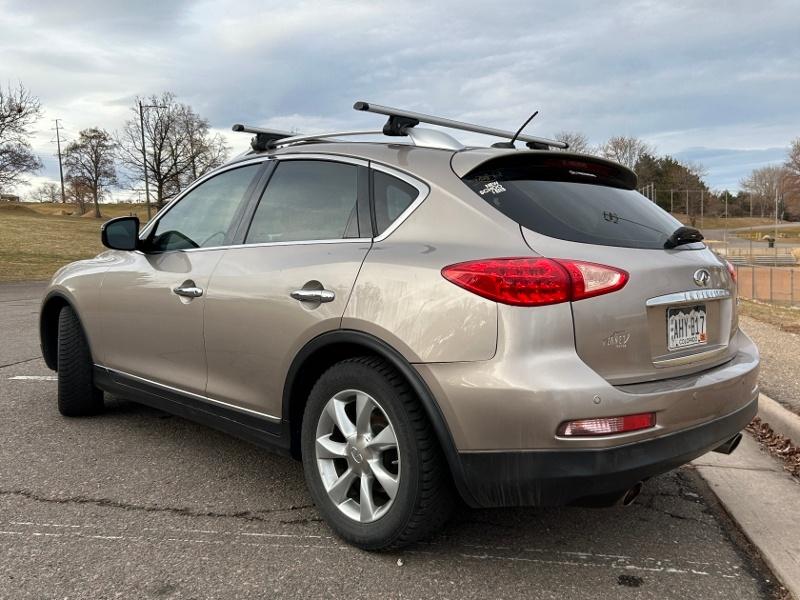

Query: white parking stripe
left=7, top=375, right=57, bottom=381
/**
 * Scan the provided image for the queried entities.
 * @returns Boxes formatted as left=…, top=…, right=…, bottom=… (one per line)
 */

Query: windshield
left=463, top=165, right=686, bottom=250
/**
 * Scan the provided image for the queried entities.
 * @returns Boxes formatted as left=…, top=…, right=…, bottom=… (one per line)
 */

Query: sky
left=2, top=0, right=799, bottom=198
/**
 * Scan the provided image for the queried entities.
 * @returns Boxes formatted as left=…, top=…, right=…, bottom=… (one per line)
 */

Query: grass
left=0, top=202, right=151, bottom=282
left=738, top=298, right=800, bottom=332
left=672, top=214, right=779, bottom=230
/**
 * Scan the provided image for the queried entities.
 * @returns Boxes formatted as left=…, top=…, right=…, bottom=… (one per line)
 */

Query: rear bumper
left=456, top=396, right=757, bottom=507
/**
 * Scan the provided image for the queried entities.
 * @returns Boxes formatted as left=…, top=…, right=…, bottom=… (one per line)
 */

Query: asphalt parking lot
left=0, top=282, right=780, bottom=599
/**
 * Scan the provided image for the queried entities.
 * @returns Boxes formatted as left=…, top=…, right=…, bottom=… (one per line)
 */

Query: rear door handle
left=173, top=285, right=204, bottom=298
left=290, top=289, right=335, bottom=303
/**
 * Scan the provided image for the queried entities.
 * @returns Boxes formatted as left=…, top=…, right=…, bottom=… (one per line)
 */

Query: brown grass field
left=0, top=202, right=150, bottom=282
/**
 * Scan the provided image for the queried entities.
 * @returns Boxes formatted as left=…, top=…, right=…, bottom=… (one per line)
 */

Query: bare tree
left=117, top=92, right=229, bottom=209
left=63, top=128, right=117, bottom=218
left=0, top=82, right=43, bottom=192
left=600, top=136, right=654, bottom=169
left=176, top=106, right=229, bottom=185
left=785, top=138, right=800, bottom=204
left=31, top=181, right=61, bottom=203
left=740, top=165, right=790, bottom=218
left=553, top=131, right=592, bottom=154
left=66, top=178, right=92, bottom=214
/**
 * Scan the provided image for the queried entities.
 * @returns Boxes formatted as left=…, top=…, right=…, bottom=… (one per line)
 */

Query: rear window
left=463, top=157, right=684, bottom=250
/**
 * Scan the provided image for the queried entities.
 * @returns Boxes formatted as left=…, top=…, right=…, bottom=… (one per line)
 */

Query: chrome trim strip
left=172, top=237, right=371, bottom=254
left=370, top=162, right=430, bottom=242
left=272, top=152, right=369, bottom=167
left=653, top=345, right=729, bottom=367
left=645, top=288, right=730, bottom=307
left=100, top=366, right=282, bottom=423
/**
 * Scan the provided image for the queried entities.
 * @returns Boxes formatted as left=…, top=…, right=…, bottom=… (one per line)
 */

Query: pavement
left=0, top=281, right=785, bottom=599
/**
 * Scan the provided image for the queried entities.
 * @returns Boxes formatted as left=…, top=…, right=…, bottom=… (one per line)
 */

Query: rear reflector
left=557, top=413, right=656, bottom=437
left=441, top=257, right=628, bottom=306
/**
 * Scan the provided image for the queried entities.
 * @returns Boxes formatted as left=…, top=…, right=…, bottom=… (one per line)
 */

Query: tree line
left=0, top=83, right=228, bottom=217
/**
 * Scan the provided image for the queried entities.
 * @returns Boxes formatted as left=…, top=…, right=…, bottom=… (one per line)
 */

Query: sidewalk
left=693, top=394, right=800, bottom=598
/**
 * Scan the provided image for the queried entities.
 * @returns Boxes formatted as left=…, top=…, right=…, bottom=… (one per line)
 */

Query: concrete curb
left=693, top=394, right=800, bottom=599
left=758, top=393, right=800, bottom=444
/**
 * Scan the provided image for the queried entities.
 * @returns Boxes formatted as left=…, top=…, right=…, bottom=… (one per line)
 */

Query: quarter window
left=372, top=170, right=419, bottom=236
left=245, top=160, right=359, bottom=244
left=147, top=164, right=261, bottom=251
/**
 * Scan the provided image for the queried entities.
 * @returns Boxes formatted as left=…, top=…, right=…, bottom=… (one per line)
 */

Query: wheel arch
left=40, top=291, right=89, bottom=371
left=282, top=329, right=476, bottom=504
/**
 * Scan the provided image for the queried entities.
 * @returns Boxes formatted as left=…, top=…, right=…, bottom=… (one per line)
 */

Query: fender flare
left=282, top=329, right=477, bottom=505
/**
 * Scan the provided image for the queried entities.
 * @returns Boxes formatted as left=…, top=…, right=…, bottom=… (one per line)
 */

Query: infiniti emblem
left=349, top=446, right=364, bottom=464
left=693, top=268, right=711, bottom=287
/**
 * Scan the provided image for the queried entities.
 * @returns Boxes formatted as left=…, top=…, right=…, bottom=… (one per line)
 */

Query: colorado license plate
left=667, top=305, right=708, bottom=351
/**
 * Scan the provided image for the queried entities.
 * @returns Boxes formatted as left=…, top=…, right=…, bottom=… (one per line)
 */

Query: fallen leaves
left=746, top=417, right=800, bottom=479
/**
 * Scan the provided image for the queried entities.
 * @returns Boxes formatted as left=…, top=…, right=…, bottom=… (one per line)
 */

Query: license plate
left=667, top=305, right=708, bottom=351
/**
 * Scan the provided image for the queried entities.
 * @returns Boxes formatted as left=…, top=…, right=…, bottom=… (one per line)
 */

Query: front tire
left=301, top=356, right=453, bottom=550
left=56, top=305, right=104, bottom=416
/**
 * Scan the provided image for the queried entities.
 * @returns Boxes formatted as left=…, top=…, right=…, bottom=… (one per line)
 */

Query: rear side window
left=373, top=170, right=418, bottom=236
left=246, top=160, right=359, bottom=244
left=463, top=157, right=683, bottom=249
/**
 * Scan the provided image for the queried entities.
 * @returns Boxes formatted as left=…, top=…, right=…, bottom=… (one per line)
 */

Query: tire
left=56, top=305, right=104, bottom=417
left=301, top=356, right=453, bottom=550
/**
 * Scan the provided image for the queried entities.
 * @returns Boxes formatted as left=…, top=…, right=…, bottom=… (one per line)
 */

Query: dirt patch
left=746, top=417, right=800, bottom=478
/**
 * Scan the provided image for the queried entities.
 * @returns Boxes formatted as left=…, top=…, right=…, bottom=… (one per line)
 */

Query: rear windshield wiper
left=664, top=226, right=704, bottom=249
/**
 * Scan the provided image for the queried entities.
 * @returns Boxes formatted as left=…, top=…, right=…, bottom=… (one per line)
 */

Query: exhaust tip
left=621, top=481, right=643, bottom=506
left=713, top=432, right=743, bottom=455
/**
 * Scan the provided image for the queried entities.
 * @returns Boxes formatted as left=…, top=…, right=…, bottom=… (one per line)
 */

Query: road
left=0, top=281, right=780, bottom=599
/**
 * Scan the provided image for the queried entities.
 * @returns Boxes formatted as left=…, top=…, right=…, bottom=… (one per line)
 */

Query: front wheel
left=301, top=356, right=453, bottom=550
left=56, top=305, right=104, bottom=416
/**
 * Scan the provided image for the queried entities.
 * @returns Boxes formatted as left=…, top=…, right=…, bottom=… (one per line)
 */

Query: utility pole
left=670, top=189, right=674, bottom=213
left=700, top=189, right=704, bottom=228
left=52, top=119, right=66, bottom=204
left=139, top=101, right=152, bottom=220
left=685, top=189, right=689, bottom=217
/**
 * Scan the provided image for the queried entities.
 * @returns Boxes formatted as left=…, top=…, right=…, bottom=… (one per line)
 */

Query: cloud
left=2, top=0, right=799, bottom=196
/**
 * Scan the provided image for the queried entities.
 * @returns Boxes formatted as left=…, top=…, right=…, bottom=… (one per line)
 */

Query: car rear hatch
left=455, top=151, right=738, bottom=384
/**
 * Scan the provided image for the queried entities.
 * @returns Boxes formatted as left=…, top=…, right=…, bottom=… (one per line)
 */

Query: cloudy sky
left=2, top=0, right=799, bottom=197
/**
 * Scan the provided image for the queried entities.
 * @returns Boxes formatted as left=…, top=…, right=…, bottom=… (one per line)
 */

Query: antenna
left=491, top=111, right=539, bottom=149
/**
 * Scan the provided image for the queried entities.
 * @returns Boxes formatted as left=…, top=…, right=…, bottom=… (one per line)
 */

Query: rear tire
left=57, top=305, right=103, bottom=416
left=301, top=356, right=453, bottom=550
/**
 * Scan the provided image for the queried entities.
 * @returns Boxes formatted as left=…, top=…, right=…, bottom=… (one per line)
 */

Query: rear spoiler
left=452, top=150, right=638, bottom=190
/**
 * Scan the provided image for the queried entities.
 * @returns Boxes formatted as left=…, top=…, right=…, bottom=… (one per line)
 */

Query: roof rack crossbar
left=231, top=124, right=296, bottom=151
left=353, top=101, right=567, bottom=149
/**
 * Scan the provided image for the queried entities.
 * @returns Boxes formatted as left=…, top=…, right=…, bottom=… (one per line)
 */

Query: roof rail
left=353, top=101, right=567, bottom=149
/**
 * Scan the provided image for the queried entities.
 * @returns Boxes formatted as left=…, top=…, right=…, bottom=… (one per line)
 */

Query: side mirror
left=101, top=216, right=140, bottom=251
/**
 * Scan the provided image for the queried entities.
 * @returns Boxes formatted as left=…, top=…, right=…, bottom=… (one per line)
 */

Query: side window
left=147, top=164, right=261, bottom=251
left=245, top=160, right=359, bottom=244
left=373, top=170, right=419, bottom=236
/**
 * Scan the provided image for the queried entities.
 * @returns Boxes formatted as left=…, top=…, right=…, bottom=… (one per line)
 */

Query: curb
left=693, top=393, right=800, bottom=599
left=758, top=393, right=800, bottom=444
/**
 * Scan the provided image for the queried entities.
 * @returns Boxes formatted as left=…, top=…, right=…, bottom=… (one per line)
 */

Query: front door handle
left=173, top=284, right=204, bottom=298
left=290, top=289, right=335, bottom=303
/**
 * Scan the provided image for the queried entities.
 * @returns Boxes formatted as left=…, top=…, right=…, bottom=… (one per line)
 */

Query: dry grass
left=738, top=299, right=800, bottom=332
left=671, top=214, right=778, bottom=230
left=0, top=202, right=150, bottom=282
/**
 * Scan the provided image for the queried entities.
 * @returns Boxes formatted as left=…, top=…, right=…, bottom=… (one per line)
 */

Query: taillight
left=557, top=412, right=656, bottom=437
left=441, top=257, right=628, bottom=306
left=725, top=260, right=737, bottom=284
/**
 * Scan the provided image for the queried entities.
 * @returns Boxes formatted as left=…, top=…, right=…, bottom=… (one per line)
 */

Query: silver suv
left=39, top=102, right=759, bottom=549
